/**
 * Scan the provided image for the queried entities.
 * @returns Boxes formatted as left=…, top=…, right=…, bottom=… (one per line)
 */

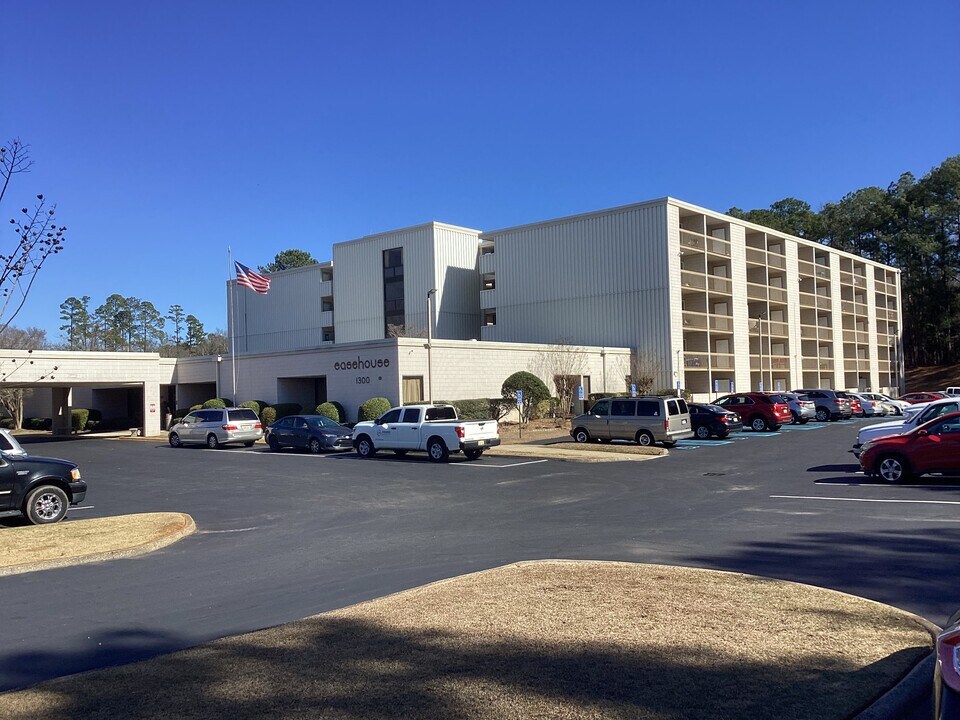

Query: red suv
left=859, top=411, right=960, bottom=483
left=714, top=393, right=792, bottom=431
left=898, top=392, right=948, bottom=404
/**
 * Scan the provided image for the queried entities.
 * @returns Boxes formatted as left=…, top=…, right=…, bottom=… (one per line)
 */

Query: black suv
left=0, top=450, right=86, bottom=524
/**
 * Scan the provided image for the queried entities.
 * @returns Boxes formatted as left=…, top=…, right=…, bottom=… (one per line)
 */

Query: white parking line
left=454, top=459, right=549, bottom=469
left=69, top=505, right=96, bottom=510
left=772, top=495, right=960, bottom=506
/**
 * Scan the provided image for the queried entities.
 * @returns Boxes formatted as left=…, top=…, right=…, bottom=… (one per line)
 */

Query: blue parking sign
left=714, top=379, right=719, bottom=393
left=577, top=385, right=584, bottom=400
left=729, top=380, right=735, bottom=392
left=630, top=383, right=636, bottom=397
left=516, top=389, right=523, bottom=406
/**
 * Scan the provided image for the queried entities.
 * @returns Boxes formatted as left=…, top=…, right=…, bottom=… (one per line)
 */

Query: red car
left=898, top=392, right=948, bottom=404
left=714, top=393, right=791, bottom=431
left=835, top=391, right=863, bottom=416
left=859, top=411, right=960, bottom=483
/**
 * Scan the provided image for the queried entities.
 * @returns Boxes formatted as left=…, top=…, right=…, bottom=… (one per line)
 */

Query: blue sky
left=2, top=0, right=958, bottom=341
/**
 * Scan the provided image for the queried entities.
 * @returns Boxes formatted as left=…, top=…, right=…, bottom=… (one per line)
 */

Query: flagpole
left=228, top=246, right=238, bottom=401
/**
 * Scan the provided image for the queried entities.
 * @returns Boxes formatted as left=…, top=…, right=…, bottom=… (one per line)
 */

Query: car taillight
left=937, top=629, right=960, bottom=693
left=254, top=422, right=262, bottom=429
left=456, top=426, right=465, bottom=439
left=222, top=424, right=238, bottom=431
left=664, top=419, right=669, bottom=431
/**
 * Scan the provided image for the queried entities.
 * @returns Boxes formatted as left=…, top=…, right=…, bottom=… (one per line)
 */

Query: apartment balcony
left=480, top=288, right=497, bottom=310
left=679, top=230, right=705, bottom=251
left=767, top=254, right=786, bottom=270
left=799, top=291, right=818, bottom=308
left=817, top=295, right=833, bottom=311
left=767, top=320, right=789, bottom=337
left=683, top=352, right=735, bottom=370
left=845, top=359, right=872, bottom=372
left=320, top=310, right=334, bottom=327
left=750, top=355, right=790, bottom=371
left=478, top=252, right=496, bottom=275
left=746, top=283, right=766, bottom=301
left=706, top=237, right=731, bottom=257
left=319, top=280, right=332, bottom=297
left=745, top=247, right=766, bottom=265
left=682, top=311, right=735, bottom=333
left=768, top=287, right=788, bottom=304
left=706, top=275, right=732, bottom=294
left=711, top=352, right=735, bottom=370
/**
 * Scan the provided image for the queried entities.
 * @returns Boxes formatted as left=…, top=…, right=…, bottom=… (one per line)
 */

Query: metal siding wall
left=432, top=225, right=481, bottom=340
left=484, top=202, right=673, bottom=372
left=333, top=226, right=434, bottom=343
left=229, top=265, right=325, bottom=353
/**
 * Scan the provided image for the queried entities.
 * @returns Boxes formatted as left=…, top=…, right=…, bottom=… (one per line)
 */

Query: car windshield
left=227, top=409, right=260, bottom=421
left=308, top=417, right=341, bottom=429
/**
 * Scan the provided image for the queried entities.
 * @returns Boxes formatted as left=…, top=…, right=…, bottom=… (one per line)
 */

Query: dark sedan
left=937, top=609, right=960, bottom=719
left=688, top=403, right=743, bottom=439
left=266, top=415, right=353, bottom=453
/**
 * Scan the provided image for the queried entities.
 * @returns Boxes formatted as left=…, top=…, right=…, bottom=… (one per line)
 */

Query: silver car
left=570, top=396, right=694, bottom=447
left=778, top=392, right=815, bottom=424
left=168, top=407, right=263, bottom=449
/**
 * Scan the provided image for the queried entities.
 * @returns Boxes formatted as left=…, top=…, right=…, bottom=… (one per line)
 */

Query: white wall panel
left=432, top=224, right=481, bottom=340
left=230, top=264, right=325, bottom=353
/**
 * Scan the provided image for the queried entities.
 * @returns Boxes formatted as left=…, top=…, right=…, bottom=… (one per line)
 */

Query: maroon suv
left=713, top=393, right=792, bottom=431
left=859, top=411, right=960, bottom=483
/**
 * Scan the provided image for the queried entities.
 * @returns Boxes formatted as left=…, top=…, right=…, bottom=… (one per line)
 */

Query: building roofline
left=333, top=221, right=482, bottom=249
left=480, top=197, right=670, bottom=238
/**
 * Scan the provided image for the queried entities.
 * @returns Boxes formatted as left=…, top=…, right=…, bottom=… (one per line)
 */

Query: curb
left=491, top=444, right=666, bottom=462
left=0, top=512, right=197, bottom=578
left=854, top=651, right=936, bottom=719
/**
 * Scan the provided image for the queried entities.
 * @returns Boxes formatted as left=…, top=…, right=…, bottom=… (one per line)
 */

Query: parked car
left=168, top=407, right=263, bottom=449
left=899, top=392, right=948, bottom=404
left=944, top=386, right=960, bottom=397
left=688, top=403, right=742, bottom=439
left=936, top=608, right=960, bottom=719
left=792, top=389, right=853, bottom=422
left=852, top=397, right=960, bottom=457
left=849, top=393, right=888, bottom=418
left=859, top=411, right=960, bottom=483
left=0, top=447, right=85, bottom=524
left=0, top=428, right=27, bottom=457
left=777, top=392, right=815, bottom=424
left=353, top=404, right=500, bottom=462
left=570, top=396, right=693, bottom=447
left=713, top=393, right=791, bottom=431
left=833, top=391, right=863, bottom=416
left=266, top=414, right=353, bottom=453
left=858, top=392, right=909, bottom=415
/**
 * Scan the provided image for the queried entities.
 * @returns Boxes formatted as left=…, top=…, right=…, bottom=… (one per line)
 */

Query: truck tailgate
left=460, top=420, right=499, bottom=442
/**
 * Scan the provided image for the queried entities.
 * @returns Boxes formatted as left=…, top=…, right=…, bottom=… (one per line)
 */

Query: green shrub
left=530, top=398, right=555, bottom=420
left=449, top=398, right=493, bottom=420
left=358, top=397, right=391, bottom=421
left=487, top=398, right=514, bottom=421
left=260, top=406, right=277, bottom=426
left=240, top=401, right=262, bottom=415
left=190, top=404, right=202, bottom=411
left=501, top=371, right=550, bottom=421
left=588, top=392, right=617, bottom=403
left=202, top=398, right=227, bottom=409
left=0, top=418, right=14, bottom=429
left=315, top=402, right=340, bottom=422
left=87, top=408, right=103, bottom=422
left=330, top=401, right=346, bottom=421
left=86, top=420, right=101, bottom=432
left=71, top=409, right=90, bottom=432
left=270, top=403, right=301, bottom=420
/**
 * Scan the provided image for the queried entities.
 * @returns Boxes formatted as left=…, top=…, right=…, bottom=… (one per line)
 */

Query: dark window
left=635, top=400, right=660, bottom=416
left=383, top=247, right=404, bottom=336
left=309, top=417, right=339, bottom=429
left=200, top=410, right=222, bottom=422
left=380, top=409, right=403, bottom=424
left=425, top=406, right=457, bottom=421
left=590, top=400, right=610, bottom=416
left=0, top=435, right=14, bottom=451
left=611, top=400, right=635, bottom=416
left=401, top=409, right=421, bottom=423
left=676, top=399, right=688, bottom=413
left=667, top=400, right=681, bottom=416
left=228, top=409, right=260, bottom=422
left=274, top=418, right=293, bottom=429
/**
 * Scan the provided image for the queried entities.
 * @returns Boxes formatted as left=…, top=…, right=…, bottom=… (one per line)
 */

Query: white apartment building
left=21, top=196, right=902, bottom=431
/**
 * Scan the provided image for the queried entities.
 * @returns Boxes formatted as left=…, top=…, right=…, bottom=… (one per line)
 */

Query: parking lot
left=2, top=416, right=959, bottom=693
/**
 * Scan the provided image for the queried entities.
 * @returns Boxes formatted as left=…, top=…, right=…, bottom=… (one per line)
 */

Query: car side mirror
left=374, top=418, right=383, bottom=426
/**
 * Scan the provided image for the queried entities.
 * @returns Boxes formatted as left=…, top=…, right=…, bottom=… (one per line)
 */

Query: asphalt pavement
left=1, top=417, right=958, bottom=694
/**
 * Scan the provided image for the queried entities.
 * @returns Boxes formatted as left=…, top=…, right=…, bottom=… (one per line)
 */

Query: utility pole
left=426, top=288, right=437, bottom=403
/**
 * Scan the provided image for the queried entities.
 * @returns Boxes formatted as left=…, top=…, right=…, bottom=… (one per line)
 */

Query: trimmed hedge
left=501, top=371, right=550, bottom=421
left=202, top=398, right=227, bottom=409
left=26, top=418, right=52, bottom=430
left=588, top=392, right=618, bottom=402
left=270, top=403, right=301, bottom=420
left=358, top=397, right=391, bottom=421
left=260, top=406, right=277, bottom=426
left=241, top=400, right=270, bottom=414
left=0, top=418, right=14, bottom=429
left=190, top=404, right=202, bottom=411
left=71, top=409, right=90, bottom=432
left=87, top=408, right=103, bottom=422
left=655, top=387, right=693, bottom=402
left=330, top=401, right=346, bottom=422
left=315, top=402, right=340, bottom=422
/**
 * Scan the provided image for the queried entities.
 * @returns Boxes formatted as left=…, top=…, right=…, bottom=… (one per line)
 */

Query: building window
left=482, top=273, right=496, bottom=290
left=322, top=327, right=334, bottom=343
left=383, top=247, right=404, bottom=337
left=482, top=309, right=496, bottom=326
left=402, top=376, right=423, bottom=404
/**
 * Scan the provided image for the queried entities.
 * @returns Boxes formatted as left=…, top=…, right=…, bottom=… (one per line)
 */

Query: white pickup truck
left=352, top=404, right=500, bottom=462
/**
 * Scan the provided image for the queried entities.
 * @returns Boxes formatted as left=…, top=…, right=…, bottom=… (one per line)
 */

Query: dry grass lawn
left=0, top=560, right=934, bottom=719
left=0, top=513, right=195, bottom=576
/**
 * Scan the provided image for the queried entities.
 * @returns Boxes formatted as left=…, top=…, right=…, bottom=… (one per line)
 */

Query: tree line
left=59, top=295, right=226, bottom=356
left=728, top=155, right=959, bottom=367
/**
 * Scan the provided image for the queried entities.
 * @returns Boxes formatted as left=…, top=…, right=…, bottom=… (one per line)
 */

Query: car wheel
left=750, top=416, right=769, bottom=432
left=268, top=435, right=281, bottom=451
left=427, top=437, right=449, bottom=463
left=355, top=435, right=376, bottom=458
left=392, top=449, right=408, bottom=456
left=815, top=407, right=830, bottom=422
left=206, top=434, right=220, bottom=449
left=464, top=449, right=484, bottom=460
left=635, top=431, right=654, bottom=447
left=24, top=485, right=69, bottom=525
left=791, top=410, right=800, bottom=424
left=661, top=441, right=676, bottom=448
left=168, top=432, right=182, bottom=448
left=695, top=426, right=711, bottom=440
left=573, top=427, right=590, bottom=443
left=798, top=418, right=809, bottom=425
left=876, top=454, right=910, bottom=483
left=243, top=441, right=255, bottom=448
left=308, top=437, right=323, bottom=454
left=717, top=430, right=730, bottom=439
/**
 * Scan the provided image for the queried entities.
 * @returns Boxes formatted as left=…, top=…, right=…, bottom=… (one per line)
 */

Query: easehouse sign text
left=334, top=357, right=390, bottom=371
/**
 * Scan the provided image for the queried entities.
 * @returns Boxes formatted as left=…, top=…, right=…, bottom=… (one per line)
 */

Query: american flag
left=235, top=261, right=271, bottom=294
